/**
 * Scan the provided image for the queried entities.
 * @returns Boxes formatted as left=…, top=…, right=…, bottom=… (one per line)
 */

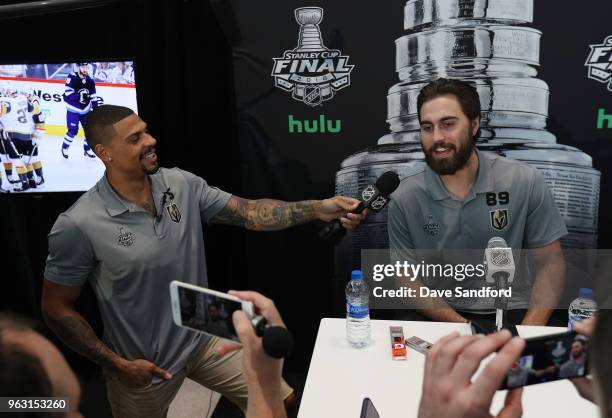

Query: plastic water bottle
left=346, top=270, right=370, bottom=348
left=568, top=288, right=597, bottom=330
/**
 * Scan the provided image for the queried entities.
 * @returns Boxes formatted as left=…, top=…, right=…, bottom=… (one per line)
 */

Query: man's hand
left=217, top=290, right=288, bottom=418
left=217, top=291, right=285, bottom=388
left=569, top=319, right=596, bottom=403
left=110, top=358, right=172, bottom=388
left=418, top=330, right=525, bottom=418
left=317, top=196, right=367, bottom=230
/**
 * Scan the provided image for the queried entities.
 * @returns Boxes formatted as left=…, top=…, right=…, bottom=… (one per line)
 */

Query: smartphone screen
left=177, top=286, right=242, bottom=341
left=360, top=398, right=380, bottom=418
left=502, top=331, right=589, bottom=389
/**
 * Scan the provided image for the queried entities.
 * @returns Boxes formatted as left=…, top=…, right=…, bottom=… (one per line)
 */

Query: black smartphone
left=360, top=397, right=380, bottom=418
left=500, top=331, right=589, bottom=389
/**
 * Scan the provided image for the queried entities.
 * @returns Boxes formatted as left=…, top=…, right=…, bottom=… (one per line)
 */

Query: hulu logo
left=288, top=115, right=342, bottom=134
left=597, top=108, right=612, bottom=129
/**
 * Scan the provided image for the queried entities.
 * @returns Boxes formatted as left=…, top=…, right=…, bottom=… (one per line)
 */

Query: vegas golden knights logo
left=490, top=209, right=509, bottom=231
left=166, top=203, right=182, bottom=223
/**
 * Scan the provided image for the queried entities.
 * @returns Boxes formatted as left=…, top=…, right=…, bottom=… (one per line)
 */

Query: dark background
left=1, top=0, right=612, bottom=416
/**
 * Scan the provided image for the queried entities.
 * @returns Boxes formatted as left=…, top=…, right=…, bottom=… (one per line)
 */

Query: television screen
left=0, top=60, right=138, bottom=193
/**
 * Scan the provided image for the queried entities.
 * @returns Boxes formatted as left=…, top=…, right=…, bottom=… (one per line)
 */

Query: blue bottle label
left=347, top=303, right=369, bottom=319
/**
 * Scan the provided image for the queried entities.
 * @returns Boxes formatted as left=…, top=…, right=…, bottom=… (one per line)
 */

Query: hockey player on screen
left=61, top=62, right=103, bottom=159
left=26, top=92, right=46, bottom=186
left=0, top=84, right=33, bottom=191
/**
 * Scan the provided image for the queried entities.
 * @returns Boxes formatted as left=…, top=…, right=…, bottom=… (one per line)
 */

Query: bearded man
left=387, top=78, right=567, bottom=326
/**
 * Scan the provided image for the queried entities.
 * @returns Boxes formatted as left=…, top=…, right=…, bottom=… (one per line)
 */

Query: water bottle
left=568, top=288, right=597, bottom=330
left=346, top=269, right=370, bottom=348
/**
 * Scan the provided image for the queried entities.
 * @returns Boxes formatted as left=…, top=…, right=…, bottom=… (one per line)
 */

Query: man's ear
left=95, top=143, right=110, bottom=162
left=471, top=117, right=480, bottom=137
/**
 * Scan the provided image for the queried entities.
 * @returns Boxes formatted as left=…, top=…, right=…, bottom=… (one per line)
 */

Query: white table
left=298, top=318, right=599, bottom=418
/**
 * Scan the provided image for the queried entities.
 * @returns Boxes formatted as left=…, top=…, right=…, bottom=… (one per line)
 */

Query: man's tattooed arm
left=211, top=196, right=321, bottom=231
left=44, top=312, right=123, bottom=370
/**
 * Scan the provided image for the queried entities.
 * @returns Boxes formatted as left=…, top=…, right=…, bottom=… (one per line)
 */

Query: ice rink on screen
left=1, top=135, right=105, bottom=193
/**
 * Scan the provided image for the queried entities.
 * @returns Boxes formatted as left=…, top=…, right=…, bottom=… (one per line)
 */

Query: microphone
left=483, top=237, right=515, bottom=332
left=252, top=317, right=294, bottom=359
left=483, top=237, right=515, bottom=284
left=319, top=171, right=400, bottom=244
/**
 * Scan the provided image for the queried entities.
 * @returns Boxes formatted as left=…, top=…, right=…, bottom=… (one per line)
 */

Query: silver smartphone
left=169, top=281, right=254, bottom=341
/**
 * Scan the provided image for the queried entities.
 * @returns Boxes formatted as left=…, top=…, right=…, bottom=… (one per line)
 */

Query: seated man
left=388, top=78, right=566, bottom=326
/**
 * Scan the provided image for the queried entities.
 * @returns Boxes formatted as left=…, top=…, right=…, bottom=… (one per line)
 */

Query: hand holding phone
left=217, top=291, right=288, bottom=394
left=169, top=281, right=253, bottom=342
left=169, top=282, right=293, bottom=359
left=500, top=330, right=589, bottom=389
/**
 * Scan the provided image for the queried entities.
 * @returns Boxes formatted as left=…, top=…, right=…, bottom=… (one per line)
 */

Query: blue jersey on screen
left=63, top=73, right=97, bottom=115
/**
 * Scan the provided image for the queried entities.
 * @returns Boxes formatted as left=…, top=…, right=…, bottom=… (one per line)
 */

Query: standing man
left=388, top=78, right=567, bottom=326
left=42, top=105, right=365, bottom=417
left=61, top=62, right=103, bottom=159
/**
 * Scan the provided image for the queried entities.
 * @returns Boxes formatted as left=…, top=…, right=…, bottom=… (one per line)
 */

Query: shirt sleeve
left=44, top=214, right=95, bottom=287
left=525, top=168, right=568, bottom=248
left=180, top=170, right=232, bottom=223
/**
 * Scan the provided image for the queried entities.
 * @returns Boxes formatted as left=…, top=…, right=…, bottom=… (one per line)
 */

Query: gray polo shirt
left=44, top=168, right=231, bottom=380
left=388, top=149, right=567, bottom=310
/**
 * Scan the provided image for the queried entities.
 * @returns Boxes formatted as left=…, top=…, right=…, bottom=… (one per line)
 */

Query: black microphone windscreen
left=375, top=171, right=400, bottom=196
left=262, top=326, right=294, bottom=359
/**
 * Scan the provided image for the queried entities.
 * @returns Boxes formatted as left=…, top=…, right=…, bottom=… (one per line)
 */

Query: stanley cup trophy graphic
left=333, top=0, right=600, bottom=304
left=295, top=7, right=325, bottom=51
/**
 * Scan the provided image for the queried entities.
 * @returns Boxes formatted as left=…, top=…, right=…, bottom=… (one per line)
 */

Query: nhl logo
left=166, top=203, right=182, bottom=223
left=370, top=195, right=388, bottom=211
left=490, top=209, right=509, bottom=231
left=271, top=7, right=354, bottom=107
left=303, top=85, right=322, bottom=106
left=491, top=249, right=510, bottom=266
left=361, top=185, right=376, bottom=201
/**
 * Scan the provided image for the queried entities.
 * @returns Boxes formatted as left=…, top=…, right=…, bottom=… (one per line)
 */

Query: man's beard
left=572, top=350, right=584, bottom=359
left=140, top=147, right=159, bottom=175
left=422, top=130, right=475, bottom=175
left=143, top=162, right=159, bottom=175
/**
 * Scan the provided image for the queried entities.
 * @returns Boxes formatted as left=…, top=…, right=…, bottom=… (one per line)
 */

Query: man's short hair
left=417, top=78, right=481, bottom=138
left=591, top=309, right=612, bottom=418
left=84, top=104, right=134, bottom=150
left=0, top=314, right=53, bottom=409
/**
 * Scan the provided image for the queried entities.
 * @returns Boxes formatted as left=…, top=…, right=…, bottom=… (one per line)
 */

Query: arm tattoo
left=211, top=196, right=319, bottom=231
left=45, top=314, right=121, bottom=370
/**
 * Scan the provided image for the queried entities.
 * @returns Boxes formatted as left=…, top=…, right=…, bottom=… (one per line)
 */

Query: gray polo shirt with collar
left=44, top=167, right=231, bottom=379
left=388, top=149, right=567, bottom=310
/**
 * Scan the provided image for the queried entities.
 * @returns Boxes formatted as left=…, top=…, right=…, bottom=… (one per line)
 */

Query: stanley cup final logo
left=272, top=7, right=354, bottom=106
left=585, top=35, right=612, bottom=92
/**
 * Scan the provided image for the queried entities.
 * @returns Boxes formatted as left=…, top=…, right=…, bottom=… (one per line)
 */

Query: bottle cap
left=578, top=288, right=593, bottom=299
left=351, top=270, right=364, bottom=280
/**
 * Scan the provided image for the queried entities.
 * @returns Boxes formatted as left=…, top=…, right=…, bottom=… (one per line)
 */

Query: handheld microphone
left=252, top=317, right=294, bottom=359
left=319, top=171, right=400, bottom=244
left=483, top=237, right=516, bottom=284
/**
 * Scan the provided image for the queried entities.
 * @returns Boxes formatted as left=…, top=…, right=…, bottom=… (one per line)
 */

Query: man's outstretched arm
left=210, top=195, right=365, bottom=231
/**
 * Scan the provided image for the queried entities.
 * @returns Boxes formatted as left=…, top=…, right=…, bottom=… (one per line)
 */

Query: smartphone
left=169, top=281, right=254, bottom=341
left=360, top=397, right=380, bottom=418
left=500, top=331, right=589, bottom=389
